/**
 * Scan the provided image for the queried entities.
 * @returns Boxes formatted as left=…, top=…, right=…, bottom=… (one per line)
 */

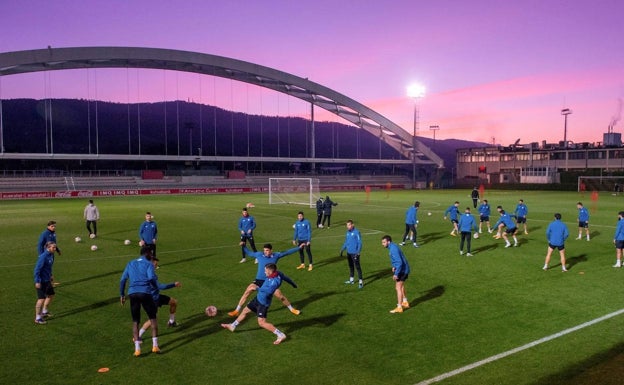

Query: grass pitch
left=1, top=189, right=623, bottom=385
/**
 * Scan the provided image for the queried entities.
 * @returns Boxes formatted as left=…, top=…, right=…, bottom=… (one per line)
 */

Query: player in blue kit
left=138, top=257, right=181, bottom=338
left=120, top=246, right=160, bottom=356
left=340, top=219, right=364, bottom=288
left=478, top=199, right=492, bottom=234
left=515, top=199, right=529, bottom=235
left=227, top=243, right=303, bottom=317
left=444, top=201, right=460, bottom=236
left=139, top=212, right=158, bottom=257
left=458, top=207, right=478, bottom=256
left=221, top=263, right=290, bottom=345
left=543, top=213, right=569, bottom=272
left=493, top=210, right=518, bottom=248
left=38, top=220, right=61, bottom=256
left=34, top=242, right=57, bottom=324
left=382, top=235, right=411, bottom=314
left=293, top=211, right=314, bottom=271
left=576, top=202, right=590, bottom=241
left=238, top=207, right=257, bottom=263
left=400, top=201, right=419, bottom=247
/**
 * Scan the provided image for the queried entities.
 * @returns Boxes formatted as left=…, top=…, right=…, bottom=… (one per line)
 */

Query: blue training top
left=119, top=257, right=157, bottom=296
left=243, top=246, right=300, bottom=280
left=341, top=227, right=362, bottom=254
left=34, top=250, right=55, bottom=283
left=546, top=219, right=569, bottom=246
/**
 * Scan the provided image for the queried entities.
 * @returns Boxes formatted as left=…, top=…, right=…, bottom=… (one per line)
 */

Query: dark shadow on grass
left=534, top=342, right=624, bottom=385
left=589, top=230, right=600, bottom=238
left=314, top=255, right=345, bottom=268
left=288, top=290, right=340, bottom=311
left=364, top=268, right=393, bottom=285
left=410, top=285, right=445, bottom=308
left=54, top=297, right=119, bottom=319
left=158, top=253, right=214, bottom=268
left=159, top=314, right=229, bottom=353
left=161, top=312, right=346, bottom=352
left=550, top=253, right=587, bottom=270
left=61, top=269, right=124, bottom=287
left=418, top=231, right=448, bottom=245
left=473, top=243, right=499, bottom=253
left=278, top=312, right=346, bottom=333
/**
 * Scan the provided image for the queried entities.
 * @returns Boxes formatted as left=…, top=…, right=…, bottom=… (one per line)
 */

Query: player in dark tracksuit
left=316, top=197, right=324, bottom=228
left=471, top=187, right=480, bottom=208
left=321, top=196, right=338, bottom=228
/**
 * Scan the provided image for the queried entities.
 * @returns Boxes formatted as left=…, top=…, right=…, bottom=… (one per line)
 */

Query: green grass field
left=1, top=189, right=624, bottom=385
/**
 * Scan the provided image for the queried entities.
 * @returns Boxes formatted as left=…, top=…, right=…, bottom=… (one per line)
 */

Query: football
left=427, top=212, right=432, bottom=216
left=90, top=245, right=98, bottom=251
left=89, top=233, right=96, bottom=239
left=124, top=239, right=131, bottom=245
left=246, top=202, right=255, bottom=208
left=473, top=233, right=479, bottom=239
left=75, top=236, right=82, bottom=243
left=205, top=305, right=217, bottom=317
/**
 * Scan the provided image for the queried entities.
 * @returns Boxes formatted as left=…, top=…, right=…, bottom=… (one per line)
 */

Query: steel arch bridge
left=0, top=46, right=443, bottom=168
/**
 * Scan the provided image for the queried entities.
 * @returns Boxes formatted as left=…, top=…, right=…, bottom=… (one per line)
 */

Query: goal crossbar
left=269, top=178, right=320, bottom=208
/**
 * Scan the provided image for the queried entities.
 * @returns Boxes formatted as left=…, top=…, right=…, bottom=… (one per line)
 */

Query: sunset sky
left=1, top=0, right=623, bottom=147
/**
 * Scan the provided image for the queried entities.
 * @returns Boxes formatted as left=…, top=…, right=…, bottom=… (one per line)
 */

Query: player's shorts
left=36, top=281, right=55, bottom=299
left=129, top=292, right=157, bottom=322
left=578, top=221, right=589, bottom=228
left=505, top=227, right=518, bottom=235
left=480, top=215, right=490, bottom=222
left=516, top=217, right=527, bottom=224
left=247, top=298, right=269, bottom=318
left=155, top=294, right=171, bottom=307
left=252, top=279, right=265, bottom=287
left=395, top=272, right=409, bottom=282
left=347, top=253, right=360, bottom=263
left=615, top=240, right=624, bottom=250
left=548, top=243, right=565, bottom=251
left=240, top=234, right=254, bottom=242
left=451, top=219, right=459, bottom=224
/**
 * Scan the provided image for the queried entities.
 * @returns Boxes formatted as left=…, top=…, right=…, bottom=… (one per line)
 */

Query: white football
left=427, top=212, right=432, bottom=216
left=75, top=236, right=82, bottom=243
left=89, top=233, right=96, bottom=239
left=473, top=233, right=479, bottom=239
left=90, top=245, right=98, bottom=251
left=124, top=239, right=131, bottom=245
left=205, top=305, right=217, bottom=317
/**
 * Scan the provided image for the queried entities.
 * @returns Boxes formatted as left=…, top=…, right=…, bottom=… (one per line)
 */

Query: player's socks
left=138, top=328, right=146, bottom=338
left=232, top=320, right=239, bottom=327
left=169, top=314, right=175, bottom=323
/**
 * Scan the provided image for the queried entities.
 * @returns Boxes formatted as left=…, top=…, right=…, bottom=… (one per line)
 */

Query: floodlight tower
left=429, top=125, right=440, bottom=147
left=407, top=84, right=425, bottom=189
left=561, top=108, right=572, bottom=148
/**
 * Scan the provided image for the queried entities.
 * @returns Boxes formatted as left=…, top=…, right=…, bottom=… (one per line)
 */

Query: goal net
left=269, top=178, right=320, bottom=207
left=578, top=176, right=624, bottom=194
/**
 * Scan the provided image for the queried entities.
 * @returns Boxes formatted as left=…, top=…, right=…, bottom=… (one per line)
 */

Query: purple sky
left=1, top=0, right=623, bottom=146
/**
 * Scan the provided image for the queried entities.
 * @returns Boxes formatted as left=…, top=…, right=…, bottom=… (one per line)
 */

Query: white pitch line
left=415, top=308, right=624, bottom=385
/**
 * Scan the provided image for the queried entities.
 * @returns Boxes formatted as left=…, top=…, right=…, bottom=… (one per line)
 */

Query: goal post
left=269, top=178, right=320, bottom=208
left=578, top=176, right=624, bottom=194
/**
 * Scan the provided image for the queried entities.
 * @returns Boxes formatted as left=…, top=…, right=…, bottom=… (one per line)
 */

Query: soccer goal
left=578, top=176, right=624, bottom=194
left=269, top=178, right=320, bottom=207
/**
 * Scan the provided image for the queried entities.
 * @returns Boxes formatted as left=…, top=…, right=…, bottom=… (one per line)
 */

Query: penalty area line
left=415, top=308, right=624, bottom=385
